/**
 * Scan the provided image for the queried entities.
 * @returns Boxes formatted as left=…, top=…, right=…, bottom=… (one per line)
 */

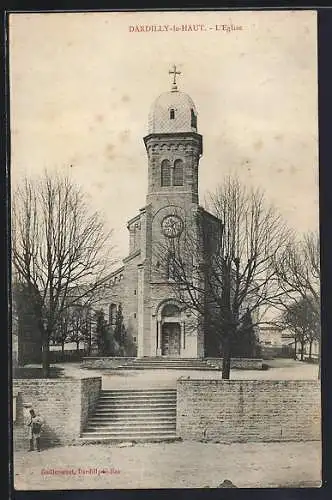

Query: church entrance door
left=161, top=323, right=181, bottom=357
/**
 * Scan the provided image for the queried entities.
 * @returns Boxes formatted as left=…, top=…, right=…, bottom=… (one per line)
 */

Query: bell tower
left=143, top=66, right=203, bottom=208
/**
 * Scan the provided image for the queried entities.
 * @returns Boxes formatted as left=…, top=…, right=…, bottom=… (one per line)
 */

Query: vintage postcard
left=10, top=10, right=321, bottom=490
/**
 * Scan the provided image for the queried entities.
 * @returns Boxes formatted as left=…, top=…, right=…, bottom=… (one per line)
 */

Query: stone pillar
left=137, top=264, right=144, bottom=357
left=179, top=321, right=186, bottom=357
left=156, top=320, right=162, bottom=356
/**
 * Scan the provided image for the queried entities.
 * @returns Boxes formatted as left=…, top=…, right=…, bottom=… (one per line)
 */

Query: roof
left=148, top=90, right=198, bottom=134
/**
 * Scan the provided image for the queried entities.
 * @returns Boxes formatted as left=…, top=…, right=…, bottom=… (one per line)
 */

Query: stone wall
left=80, top=377, right=102, bottom=432
left=205, top=358, right=263, bottom=370
left=177, top=379, right=321, bottom=443
left=81, top=357, right=263, bottom=370
left=13, top=376, right=101, bottom=450
left=81, top=357, right=136, bottom=369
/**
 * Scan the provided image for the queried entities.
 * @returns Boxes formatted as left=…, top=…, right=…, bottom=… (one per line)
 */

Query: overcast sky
left=9, top=10, right=318, bottom=260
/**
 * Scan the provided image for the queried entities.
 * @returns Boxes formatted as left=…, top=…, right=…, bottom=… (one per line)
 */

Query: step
left=98, top=395, right=176, bottom=401
left=114, top=358, right=204, bottom=362
left=95, top=404, right=176, bottom=410
left=91, top=406, right=176, bottom=417
left=117, top=362, right=203, bottom=365
left=115, top=365, right=218, bottom=370
left=122, top=360, right=208, bottom=363
left=94, top=410, right=176, bottom=417
left=81, top=429, right=177, bottom=437
left=89, top=417, right=176, bottom=425
left=123, top=363, right=208, bottom=367
left=96, top=400, right=176, bottom=406
left=97, top=401, right=176, bottom=406
left=79, top=435, right=180, bottom=443
left=98, top=395, right=176, bottom=399
left=94, top=407, right=176, bottom=413
left=89, top=415, right=176, bottom=422
left=96, top=399, right=176, bottom=410
left=100, top=390, right=176, bottom=395
left=90, top=413, right=176, bottom=421
left=86, top=423, right=175, bottom=432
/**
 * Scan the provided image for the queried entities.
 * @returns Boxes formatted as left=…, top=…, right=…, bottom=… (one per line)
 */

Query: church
left=108, top=66, right=222, bottom=359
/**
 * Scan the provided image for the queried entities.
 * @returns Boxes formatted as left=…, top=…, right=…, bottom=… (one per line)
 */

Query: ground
left=14, top=358, right=321, bottom=489
left=59, top=357, right=319, bottom=389
left=14, top=440, right=321, bottom=489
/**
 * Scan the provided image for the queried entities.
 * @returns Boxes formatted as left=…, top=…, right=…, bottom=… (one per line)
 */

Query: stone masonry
left=176, top=379, right=321, bottom=443
left=13, top=377, right=101, bottom=449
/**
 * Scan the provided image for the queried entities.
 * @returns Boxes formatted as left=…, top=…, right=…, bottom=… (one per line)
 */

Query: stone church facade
left=108, top=74, right=222, bottom=358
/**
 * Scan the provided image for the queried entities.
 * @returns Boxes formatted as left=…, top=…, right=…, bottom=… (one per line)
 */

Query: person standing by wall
left=27, top=408, right=44, bottom=452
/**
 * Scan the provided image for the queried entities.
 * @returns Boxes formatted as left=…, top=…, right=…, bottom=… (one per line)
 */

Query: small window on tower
left=170, top=109, right=175, bottom=120
left=191, top=108, right=197, bottom=128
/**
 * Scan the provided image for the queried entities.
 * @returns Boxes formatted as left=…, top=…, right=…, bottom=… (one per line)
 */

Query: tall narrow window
left=167, top=252, right=177, bottom=280
left=109, top=303, right=117, bottom=327
left=161, top=159, right=171, bottom=187
left=191, top=108, right=197, bottom=128
left=170, top=108, right=175, bottom=119
left=173, top=159, right=184, bottom=186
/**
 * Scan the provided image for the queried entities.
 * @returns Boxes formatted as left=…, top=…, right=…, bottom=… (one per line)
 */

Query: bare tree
left=67, top=306, right=88, bottom=352
left=12, top=170, right=116, bottom=376
left=155, top=176, right=290, bottom=379
left=277, top=295, right=319, bottom=361
left=273, top=232, right=320, bottom=373
left=52, top=309, right=70, bottom=354
left=273, top=232, right=320, bottom=320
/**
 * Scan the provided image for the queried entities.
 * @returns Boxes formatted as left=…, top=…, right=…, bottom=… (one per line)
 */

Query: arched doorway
left=160, top=303, right=181, bottom=357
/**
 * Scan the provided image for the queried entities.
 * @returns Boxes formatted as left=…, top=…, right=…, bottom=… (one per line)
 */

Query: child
left=27, top=408, right=44, bottom=452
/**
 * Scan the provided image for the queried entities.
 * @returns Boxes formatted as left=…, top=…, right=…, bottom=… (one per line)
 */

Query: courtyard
left=57, top=358, right=319, bottom=390
left=13, top=358, right=321, bottom=489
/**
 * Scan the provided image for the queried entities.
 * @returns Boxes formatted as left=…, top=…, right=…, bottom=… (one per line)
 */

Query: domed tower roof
left=148, top=90, right=198, bottom=134
left=148, top=66, right=198, bottom=134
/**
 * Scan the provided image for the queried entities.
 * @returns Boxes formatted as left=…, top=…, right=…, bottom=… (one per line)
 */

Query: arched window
left=161, top=159, right=171, bottom=187
left=173, top=159, right=184, bottom=186
left=170, top=108, right=175, bottom=120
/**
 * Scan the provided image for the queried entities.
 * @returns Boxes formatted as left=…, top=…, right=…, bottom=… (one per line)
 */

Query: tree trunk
left=76, top=340, right=80, bottom=352
left=61, top=342, right=65, bottom=354
left=294, top=338, right=297, bottom=360
left=222, top=339, right=231, bottom=380
left=42, top=331, right=50, bottom=378
left=309, top=340, right=313, bottom=360
left=300, top=341, right=305, bottom=361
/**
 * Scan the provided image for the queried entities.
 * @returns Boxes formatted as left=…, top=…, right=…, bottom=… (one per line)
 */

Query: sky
left=9, top=10, right=319, bottom=261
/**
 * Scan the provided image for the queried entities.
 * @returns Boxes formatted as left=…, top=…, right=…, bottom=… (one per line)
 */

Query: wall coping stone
left=177, top=378, right=320, bottom=387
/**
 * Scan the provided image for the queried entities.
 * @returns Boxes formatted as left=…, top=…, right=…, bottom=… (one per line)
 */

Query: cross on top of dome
left=169, top=64, right=181, bottom=91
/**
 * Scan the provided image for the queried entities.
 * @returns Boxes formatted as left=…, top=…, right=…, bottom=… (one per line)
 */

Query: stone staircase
left=80, top=389, right=178, bottom=443
left=114, top=357, right=220, bottom=370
